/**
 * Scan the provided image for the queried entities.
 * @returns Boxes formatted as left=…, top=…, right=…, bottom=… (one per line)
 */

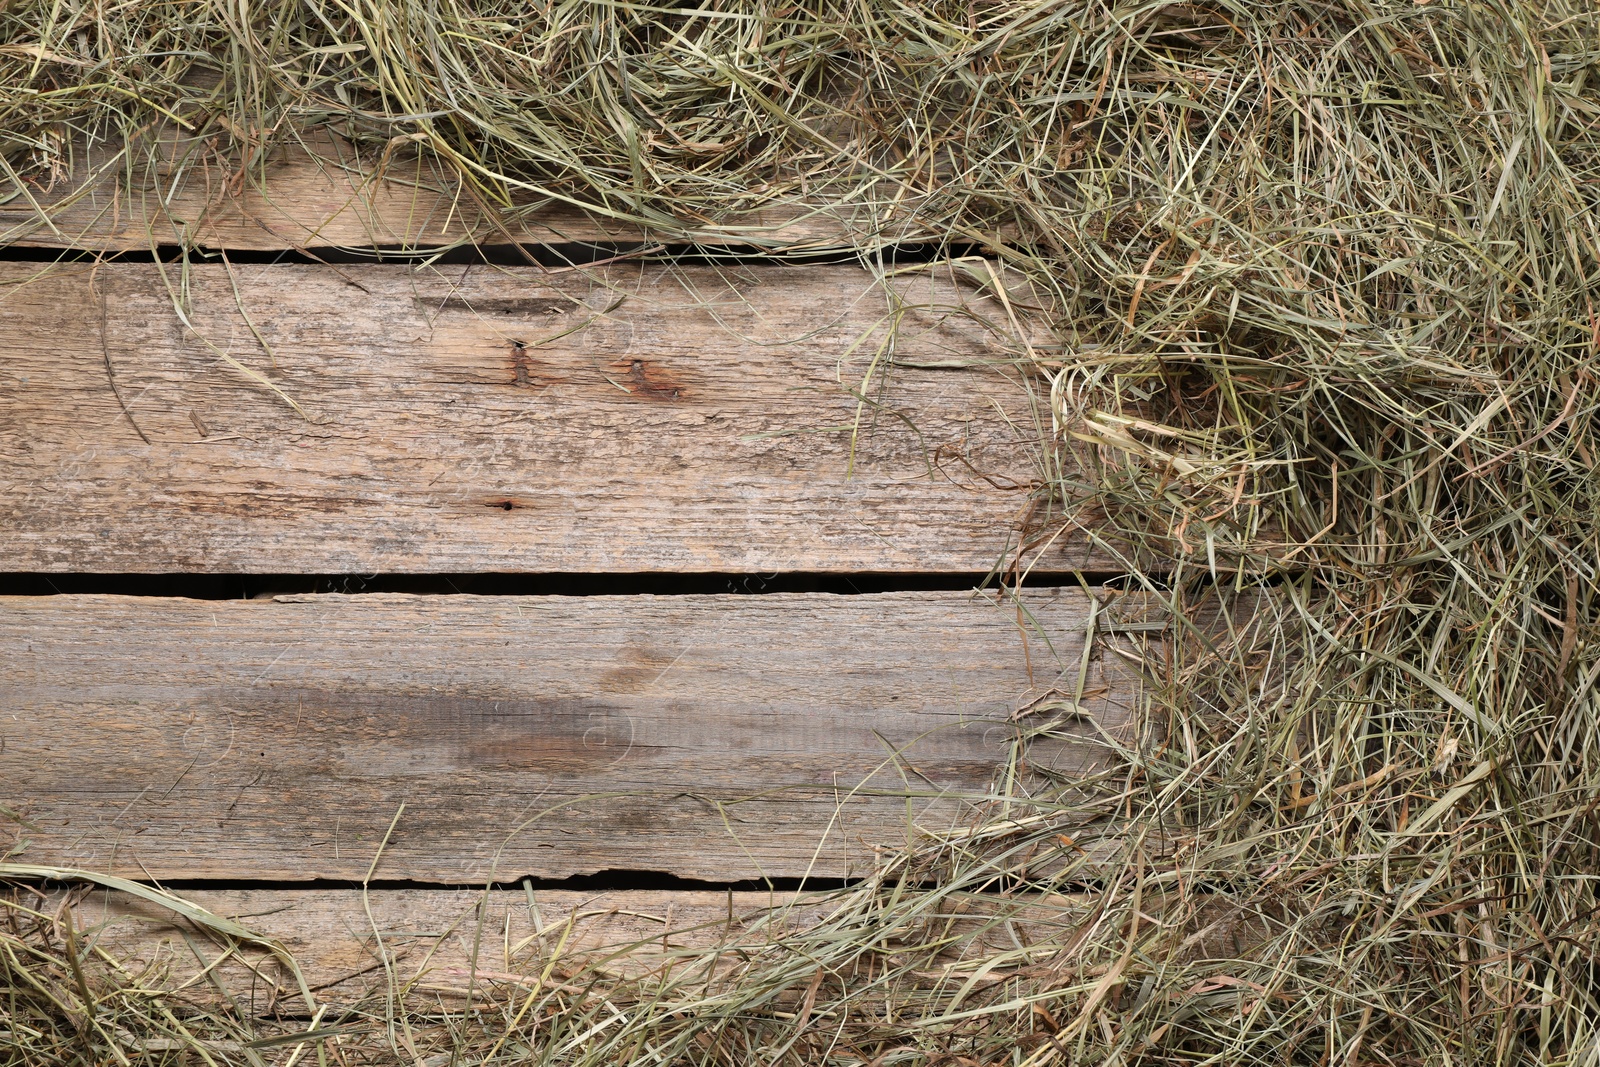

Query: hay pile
left=5, top=0, right=1600, bottom=1063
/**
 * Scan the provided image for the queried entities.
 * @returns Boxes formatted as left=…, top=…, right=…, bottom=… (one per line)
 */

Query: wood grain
left=0, top=591, right=1149, bottom=882
left=0, top=260, right=1090, bottom=574
left=40, top=886, right=1092, bottom=1008
left=0, top=136, right=894, bottom=252
left=54, top=888, right=829, bottom=1007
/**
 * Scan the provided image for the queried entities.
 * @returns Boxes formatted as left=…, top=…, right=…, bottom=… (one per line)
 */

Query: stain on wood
left=613, top=358, right=688, bottom=401
left=507, top=340, right=561, bottom=390
left=426, top=295, right=580, bottom=316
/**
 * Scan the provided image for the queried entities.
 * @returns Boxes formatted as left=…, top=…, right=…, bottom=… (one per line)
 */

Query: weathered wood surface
left=0, top=136, right=892, bottom=252
left=0, top=260, right=1085, bottom=574
left=53, top=888, right=828, bottom=1007
left=0, top=591, right=1148, bottom=882
left=37, top=886, right=1090, bottom=1008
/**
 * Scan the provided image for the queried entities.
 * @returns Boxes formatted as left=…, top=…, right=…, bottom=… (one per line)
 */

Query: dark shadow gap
left=0, top=571, right=1148, bottom=598
left=0, top=240, right=988, bottom=268
left=12, top=872, right=1126, bottom=896
left=66, top=873, right=858, bottom=894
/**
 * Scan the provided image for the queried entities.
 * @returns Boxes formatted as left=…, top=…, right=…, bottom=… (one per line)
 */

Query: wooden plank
left=0, top=136, right=894, bottom=252
left=52, top=888, right=832, bottom=1007
left=39, top=886, right=1094, bottom=1008
left=0, top=261, right=1090, bottom=574
left=0, top=590, right=1147, bottom=882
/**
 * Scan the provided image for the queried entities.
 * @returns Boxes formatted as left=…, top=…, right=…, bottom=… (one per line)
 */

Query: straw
left=4, top=0, right=1600, bottom=1062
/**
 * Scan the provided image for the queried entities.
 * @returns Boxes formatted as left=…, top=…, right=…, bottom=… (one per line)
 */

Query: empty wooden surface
left=0, top=137, right=899, bottom=252
left=0, top=261, right=1090, bottom=574
left=0, top=591, right=1147, bottom=882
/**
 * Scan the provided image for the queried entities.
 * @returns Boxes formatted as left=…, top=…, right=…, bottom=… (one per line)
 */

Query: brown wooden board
left=0, top=137, right=910, bottom=252
left=60, top=888, right=843, bottom=1008
left=0, top=590, right=1148, bottom=882
left=37, top=886, right=1093, bottom=1008
left=0, top=261, right=1089, bottom=574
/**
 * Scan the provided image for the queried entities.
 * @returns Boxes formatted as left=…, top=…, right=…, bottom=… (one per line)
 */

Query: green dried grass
left=6, top=0, right=1600, bottom=1063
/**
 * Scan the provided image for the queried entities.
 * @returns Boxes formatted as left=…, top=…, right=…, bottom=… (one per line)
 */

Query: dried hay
left=5, top=0, right=1600, bottom=1063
